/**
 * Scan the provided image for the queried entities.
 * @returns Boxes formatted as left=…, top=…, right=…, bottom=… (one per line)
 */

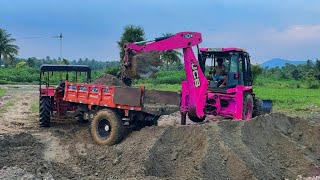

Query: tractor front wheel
left=242, top=93, right=253, bottom=120
left=39, top=96, right=51, bottom=127
left=91, top=109, right=124, bottom=145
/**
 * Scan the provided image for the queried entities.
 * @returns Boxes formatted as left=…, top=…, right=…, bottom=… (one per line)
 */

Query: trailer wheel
left=188, top=114, right=205, bottom=123
left=39, top=96, right=51, bottom=127
left=243, top=93, right=253, bottom=120
left=253, top=98, right=263, bottom=117
left=91, top=109, right=124, bottom=145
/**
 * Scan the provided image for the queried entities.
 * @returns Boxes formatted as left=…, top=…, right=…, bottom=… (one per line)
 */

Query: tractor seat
left=208, top=81, right=227, bottom=92
left=208, top=81, right=236, bottom=92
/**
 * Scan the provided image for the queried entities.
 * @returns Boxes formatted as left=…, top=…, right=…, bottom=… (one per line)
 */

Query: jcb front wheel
left=91, top=109, right=124, bottom=145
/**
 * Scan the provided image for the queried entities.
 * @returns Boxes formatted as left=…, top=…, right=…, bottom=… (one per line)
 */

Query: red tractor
left=39, top=64, right=91, bottom=127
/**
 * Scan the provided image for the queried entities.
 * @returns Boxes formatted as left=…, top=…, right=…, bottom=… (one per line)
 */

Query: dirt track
left=0, top=86, right=319, bottom=179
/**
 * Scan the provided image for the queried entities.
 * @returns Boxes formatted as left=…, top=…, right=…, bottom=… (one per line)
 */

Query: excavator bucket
left=125, top=51, right=162, bottom=79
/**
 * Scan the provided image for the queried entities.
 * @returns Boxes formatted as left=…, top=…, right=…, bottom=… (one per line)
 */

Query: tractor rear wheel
left=91, top=109, right=124, bottom=145
left=39, top=96, right=51, bottom=127
left=242, top=93, right=253, bottom=120
left=253, top=98, right=263, bottom=117
left=188, top=114, right=206, bottom=123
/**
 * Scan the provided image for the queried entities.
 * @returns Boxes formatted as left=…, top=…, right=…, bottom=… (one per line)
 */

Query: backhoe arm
left=123, top=32, right=201, bottom=65
left=122, top=32, right=208, bottom=118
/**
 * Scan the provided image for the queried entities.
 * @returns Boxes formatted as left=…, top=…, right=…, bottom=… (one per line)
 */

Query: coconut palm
left=117, top=25, right=145, bottom=60
left=0, top=28, right=19, bottom=66
left=160, top=33, right=182, bottom=70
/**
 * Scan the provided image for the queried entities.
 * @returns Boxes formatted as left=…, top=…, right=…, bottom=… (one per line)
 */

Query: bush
left=105, top=66, right=119, bottom=76
left=303, top=76, right=319, bottom=89
left=153, top=71, right=185, bottom=84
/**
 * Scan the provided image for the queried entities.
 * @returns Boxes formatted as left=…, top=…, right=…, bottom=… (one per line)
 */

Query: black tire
left=188, top=114, right=206, bottom=123
left=39, top=96, right=51, bottom=127
left=91, top=109, right=124, bottom=145
left=242, top=93, right=253, bottom=120
left=253, top=98, right=263, bottom=117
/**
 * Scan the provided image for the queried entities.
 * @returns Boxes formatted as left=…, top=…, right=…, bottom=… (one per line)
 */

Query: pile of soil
left=93, top=74, right=126, bottom=86
left=1, top=113, right=319, bottom=179
left=126, top=51, right=162, bottom=79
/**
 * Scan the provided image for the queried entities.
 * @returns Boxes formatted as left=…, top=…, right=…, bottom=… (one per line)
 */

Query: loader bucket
left=262, top=100, right=272, bottom=113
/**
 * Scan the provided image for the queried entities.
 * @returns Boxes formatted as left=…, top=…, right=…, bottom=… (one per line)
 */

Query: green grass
left=138, top=83, right=181, bottom=91
left=254, top=87, right=320, bottom=116
left=0, top=88, right=6, bottom=97
left=136, top=82, right=320, bottom=117
left=0, top=100, right=15, bottom=113
left=31, top=99, right=39, bottom=114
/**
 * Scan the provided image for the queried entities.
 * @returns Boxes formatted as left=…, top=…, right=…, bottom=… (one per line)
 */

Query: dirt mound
left=126, top=51, right=162, bottom=79
left=145, top=126, right=207, bottom=179
left=93, top=74, right=126, bottom=86
left=0, top=133, right=57, bottom=179
left=1, top=113, right=319, bottom=179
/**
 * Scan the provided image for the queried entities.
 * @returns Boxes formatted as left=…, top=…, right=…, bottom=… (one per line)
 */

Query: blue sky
left=1, top=0, right=320, bottom=63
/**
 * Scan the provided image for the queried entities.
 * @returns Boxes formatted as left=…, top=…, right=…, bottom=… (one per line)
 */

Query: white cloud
left=261, top=25, right=320, bottom=43
left=202, top=25, right=320, bottom=63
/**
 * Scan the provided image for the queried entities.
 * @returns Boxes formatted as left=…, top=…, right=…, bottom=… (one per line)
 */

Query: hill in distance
left=261, top=58, right=306, bottom=68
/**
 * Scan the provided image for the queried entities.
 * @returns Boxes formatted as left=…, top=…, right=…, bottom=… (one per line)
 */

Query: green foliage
left=15, top=56, right=118, bottom=70
left=0, top=67, right=38, bottom=83
left=160, top=33, right=182, bottom=70
left=136, top=70, right=186, bottom=85
left=59, top=58, right=70, bottom=65
left=304, top=75, right=320, bottom=89
left=15, top=61, right=27, bottom=68
left=26, top=57, right=36, bottom=67
left=0, top=28, right=19, bottom=67
left=254, top=86, right=320, bottom=116
left=117, top=25, right=145, bottom=59
left=251, top=64, right=263, bottom=80
left=105, top=66, right=119, bottom=76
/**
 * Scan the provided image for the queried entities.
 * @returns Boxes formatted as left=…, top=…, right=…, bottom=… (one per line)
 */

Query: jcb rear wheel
left=91, top=109, right=124, bottom=145
left=242, top=93, right=253, bottom=120
left=39, top=96, right=51, bottom=127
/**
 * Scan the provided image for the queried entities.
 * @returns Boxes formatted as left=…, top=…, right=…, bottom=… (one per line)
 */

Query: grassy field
left=139, top=83, right=320, bottom=117
left=0, top=88, right=6, bottom=97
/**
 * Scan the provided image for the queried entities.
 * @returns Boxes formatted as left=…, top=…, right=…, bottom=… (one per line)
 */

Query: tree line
left=0, top=26, right=319, bottom=89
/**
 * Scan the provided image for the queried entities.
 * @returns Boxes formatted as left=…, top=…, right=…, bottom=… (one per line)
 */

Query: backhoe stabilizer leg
left=181, top=112, right=187, bottom=125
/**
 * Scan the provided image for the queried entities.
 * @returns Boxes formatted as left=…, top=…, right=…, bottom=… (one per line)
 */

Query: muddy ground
left=0, top=86, right=319, bottom=179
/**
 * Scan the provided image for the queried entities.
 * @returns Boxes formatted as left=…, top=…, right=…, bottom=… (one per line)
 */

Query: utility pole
left=59, top=33, right=63, bottom=60
left=52, top=33, right=63, bottom=60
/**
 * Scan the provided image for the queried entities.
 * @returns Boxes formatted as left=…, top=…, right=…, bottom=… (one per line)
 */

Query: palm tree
left=160, top=33, right=182, bottom=70
left=0, top=29, right=19, bottom=66
left=117, top=25, right=145, bottom=60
